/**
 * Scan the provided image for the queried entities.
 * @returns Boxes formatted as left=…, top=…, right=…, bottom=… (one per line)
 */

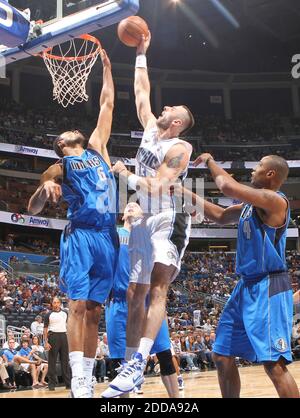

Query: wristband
left=135, top=54, right=147, bottom=69
left=127, top=174, right=139, bottom=191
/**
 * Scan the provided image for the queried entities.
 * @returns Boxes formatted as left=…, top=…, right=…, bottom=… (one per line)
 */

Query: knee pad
left=156, top=349, right=176, bottom=376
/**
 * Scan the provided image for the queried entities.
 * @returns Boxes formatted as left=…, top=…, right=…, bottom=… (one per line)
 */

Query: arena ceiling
left=96, top=0, right=300, bottom=73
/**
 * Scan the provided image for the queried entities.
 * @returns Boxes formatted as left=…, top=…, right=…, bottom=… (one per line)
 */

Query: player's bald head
left=262, top=155, right=289, bottom=184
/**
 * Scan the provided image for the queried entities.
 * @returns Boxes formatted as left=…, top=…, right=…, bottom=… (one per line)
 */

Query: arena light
left=209, top=0, right=240, bottom=29
left=175, top=0, right=219, bottom=48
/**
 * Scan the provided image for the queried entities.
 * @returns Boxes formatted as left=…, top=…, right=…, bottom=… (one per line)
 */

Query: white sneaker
left=70, top=376, right=89, bottom=398
left=178, top=376, right=184, bottom=390
left=88, top=376, right=97, bottom=398
left=101, top=353, right=146, bottom=398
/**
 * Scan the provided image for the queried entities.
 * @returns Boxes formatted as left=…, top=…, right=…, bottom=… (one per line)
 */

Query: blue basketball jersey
left=62, top=148, right=117, bottom=229
left=112, top=227, right=130, bottom=298
left=236, top=192, right=290, bottom=278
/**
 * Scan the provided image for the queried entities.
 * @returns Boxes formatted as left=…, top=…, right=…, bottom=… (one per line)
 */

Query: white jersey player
left=103, top=32, right=195, bottom=397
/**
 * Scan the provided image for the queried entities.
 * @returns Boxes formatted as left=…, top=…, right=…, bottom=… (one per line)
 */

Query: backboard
left=8, top=1, right=114, bottom=26
left=2, top=0, right=139, bottom=63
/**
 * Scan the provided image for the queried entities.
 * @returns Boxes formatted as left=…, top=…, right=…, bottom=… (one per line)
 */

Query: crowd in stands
left=0, top=176, right=67, bottom=219
left=1, top=99, right=300, bottom=160
left=0, top=270, right=63, bottom=318
left=0, top=248, right=299, bottom=390
left=0, top=238, right=60, bottom=257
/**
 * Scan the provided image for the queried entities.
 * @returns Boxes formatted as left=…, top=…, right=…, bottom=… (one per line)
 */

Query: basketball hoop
left=39, top=34, right=102, bottom=108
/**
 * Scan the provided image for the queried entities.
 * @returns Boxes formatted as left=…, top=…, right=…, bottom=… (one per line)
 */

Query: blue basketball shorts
left=105, top=298, right=170, bottom=359
left=59, top=226, right=119, bottom=304
left=213, top=272, right=293, bottom=363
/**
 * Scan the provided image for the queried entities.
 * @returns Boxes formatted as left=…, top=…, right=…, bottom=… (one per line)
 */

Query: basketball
left=117, top=16, right=149, bottom=47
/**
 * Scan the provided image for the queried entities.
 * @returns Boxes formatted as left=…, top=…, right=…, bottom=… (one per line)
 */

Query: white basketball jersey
left=135, top=127, right=193, bottom=213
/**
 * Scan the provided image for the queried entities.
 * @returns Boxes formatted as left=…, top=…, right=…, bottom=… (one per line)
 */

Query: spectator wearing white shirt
left=31, top=315, right=44, bottom=337
left=94, top=337, right=106, bottom=383
left=203, top=319, right=212, bottom=334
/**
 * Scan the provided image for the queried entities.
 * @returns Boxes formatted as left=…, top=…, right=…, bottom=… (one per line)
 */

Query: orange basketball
left=117, top=16, right=149, bottom=47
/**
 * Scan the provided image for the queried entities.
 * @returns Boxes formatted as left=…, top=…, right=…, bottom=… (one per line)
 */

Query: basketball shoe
left=70, top=376, right=89, bottom=398
left=178, top=375, right=184, bottom=391
left=101, top=353, right=146, bottom=398
left=88, top=376, right=98, bottom=398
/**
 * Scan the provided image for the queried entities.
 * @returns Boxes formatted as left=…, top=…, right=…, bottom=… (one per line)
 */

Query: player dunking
left=105, top=32, right=195, bottom=396
left=102, top=203, right=181, bottom=398
left=28, top=50, right=119, bottom=398
left=182, top=153, right=299, bottom=398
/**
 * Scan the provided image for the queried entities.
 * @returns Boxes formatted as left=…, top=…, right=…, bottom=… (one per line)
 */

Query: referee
left=44, top=296, right=71, bottom=391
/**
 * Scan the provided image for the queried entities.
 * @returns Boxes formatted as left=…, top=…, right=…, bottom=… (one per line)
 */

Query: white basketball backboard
left=2, top=0, right=139, bottom=63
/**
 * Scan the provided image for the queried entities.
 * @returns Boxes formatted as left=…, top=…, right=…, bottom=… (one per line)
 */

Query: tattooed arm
left=111, top=143, right=190, bottom=195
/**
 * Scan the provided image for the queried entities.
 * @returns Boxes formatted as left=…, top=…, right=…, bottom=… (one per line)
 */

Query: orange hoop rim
left=38, top=34, right=102, bottom=62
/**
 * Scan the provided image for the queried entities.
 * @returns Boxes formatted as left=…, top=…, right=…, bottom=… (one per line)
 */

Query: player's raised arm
left=178, top=183, right=243, bottom=225
left=134, top=32, right=156, bottom=130
left=88, top=49, right=114, bottom=167
left=28, top=164, right=62, bottom=215
left=195, top=153, right=288, bottom=216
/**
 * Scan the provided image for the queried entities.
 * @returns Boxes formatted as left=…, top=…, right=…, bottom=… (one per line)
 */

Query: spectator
left=194, top=334, right=209, bottom=370
left=31, top=315, right=44, bottom=337
left=179, top=336, right=198, bottom=371
left=17, top=338, right=41, bottom=388
left=202, top=319, right=213, bottom=334
left=2, top=337, right=40, bottom=388
left=94, top=337, right=106, bottom=383
left=0, top=356, right=11, bottom=390
left=31, top=335, right=48, bottom=387
left=100, top=333, right=112, bottom=380
left=292, top=320, right=300, bottom=342
left=2, top=331, right=18, bottom=349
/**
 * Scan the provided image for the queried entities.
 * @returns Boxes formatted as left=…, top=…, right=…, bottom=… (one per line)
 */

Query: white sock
left=83, top=357, right=95, bottom=382
left=69, top=351, right=84, bottom=378
left=137, top=338, right=154, bottom=360
left=125, top=347, right=138, bottom=362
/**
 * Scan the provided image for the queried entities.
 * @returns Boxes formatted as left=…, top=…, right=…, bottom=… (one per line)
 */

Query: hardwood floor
left=0, top=362, right=299, bottom=398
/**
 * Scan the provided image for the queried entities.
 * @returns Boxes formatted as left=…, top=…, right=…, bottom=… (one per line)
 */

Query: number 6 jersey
left=61, top=148, right=117, bottom=229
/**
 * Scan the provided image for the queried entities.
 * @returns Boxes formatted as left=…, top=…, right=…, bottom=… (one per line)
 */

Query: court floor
left=0, top=362, right=299, bottom=398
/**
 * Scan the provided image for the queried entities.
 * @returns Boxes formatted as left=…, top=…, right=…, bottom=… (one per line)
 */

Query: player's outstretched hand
left=100, top=49, right=111, bottom=69
left=111, top=161, right=127, bottom=175
left=193, top=153, right=214, bottom=167
left=137, top=30, right=151, bottom=55
left=43, top=180, right=62, bottom=204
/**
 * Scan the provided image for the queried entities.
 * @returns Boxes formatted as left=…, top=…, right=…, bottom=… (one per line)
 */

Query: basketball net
left=39, top=34, right=102, bottom=108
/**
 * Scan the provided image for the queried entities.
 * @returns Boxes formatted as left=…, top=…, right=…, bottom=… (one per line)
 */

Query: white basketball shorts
left=129, top=211, right=191, bottom=285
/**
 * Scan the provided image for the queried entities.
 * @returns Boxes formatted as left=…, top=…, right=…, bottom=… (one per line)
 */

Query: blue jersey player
left=28, top=50, right=119, bottom=398
left=188, top=153, right=299, bottom=398
left=102, top=203, right=182, bottom=398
